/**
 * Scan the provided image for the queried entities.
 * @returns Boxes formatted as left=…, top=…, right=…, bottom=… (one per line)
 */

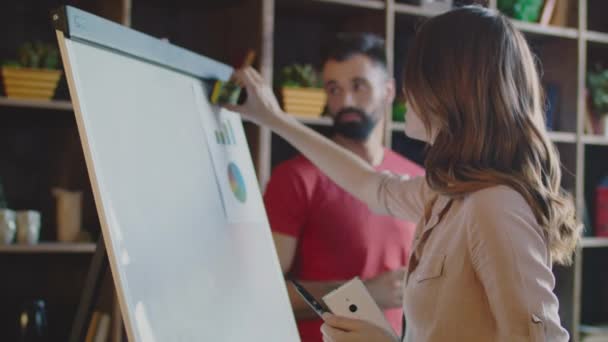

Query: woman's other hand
left=320, top=313, right=398, bottom=342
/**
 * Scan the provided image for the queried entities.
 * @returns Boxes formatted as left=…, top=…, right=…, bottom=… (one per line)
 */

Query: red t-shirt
left=264, top=149, right=424, bottom=342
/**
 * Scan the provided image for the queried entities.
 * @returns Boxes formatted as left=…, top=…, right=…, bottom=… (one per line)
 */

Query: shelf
left=581, top=237, right=608, bottom=248
left=0, top=96, right=73, bottom=111
left=391, top=122, right=405, bottom=131
left=392, top=123, right=575, bottom=144
left=547, top=131, right=577, bottom=143
left=510, top=20, right=578, bottom=39
left=293, top=115, right=333, bottom=126
left=394, top=4, right=578, bottom=40
left=582, top=135, right=608, bottom=146
left=580, top=324, right=608, bottom=335
left=243, top=115, right=332, bottom=126
left=585, top=30, right=608, bottom=45
left=394, top=3, right=445, bottom=18
left=0, top=242, right=96, bottom=254
left=313, top=0, right=385, bottom=10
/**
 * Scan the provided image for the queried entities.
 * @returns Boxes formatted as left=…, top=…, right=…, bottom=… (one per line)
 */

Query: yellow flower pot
left=281, top=87, right=327, bottom=118
left=2, top=67, right=62, bottom=100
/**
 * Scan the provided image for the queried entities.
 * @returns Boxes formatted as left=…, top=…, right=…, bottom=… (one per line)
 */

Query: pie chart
left=227, top=162, right=247, bottom=203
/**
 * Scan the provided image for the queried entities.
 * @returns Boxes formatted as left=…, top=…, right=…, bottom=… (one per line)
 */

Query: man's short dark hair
left=321, top=32, right=387, bottom=70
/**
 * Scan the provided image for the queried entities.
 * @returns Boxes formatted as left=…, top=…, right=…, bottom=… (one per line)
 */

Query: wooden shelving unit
left=259, top=1, right=608, bottom=342
left=0, top=2, right=129, bottom=341
left=1, top=0, right=606, bottom=341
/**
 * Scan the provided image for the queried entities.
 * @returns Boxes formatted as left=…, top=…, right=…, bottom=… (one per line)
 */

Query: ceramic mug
left=0, top=208, right=17, bottom=244
left=16, top=210, right=41, bottom=244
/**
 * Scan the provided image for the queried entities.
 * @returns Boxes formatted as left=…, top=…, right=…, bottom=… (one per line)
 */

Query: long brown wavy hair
left=403, top=6, right=581, bottom=265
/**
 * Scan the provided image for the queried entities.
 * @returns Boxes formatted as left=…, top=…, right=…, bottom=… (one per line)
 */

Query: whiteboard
left=54, top=6, right=298, bottom=342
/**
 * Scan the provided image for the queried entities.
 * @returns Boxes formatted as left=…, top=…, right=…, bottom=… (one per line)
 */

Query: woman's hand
left=320, top=313, right=398, bottom=342
left=224, top=67, right=285, bottom=128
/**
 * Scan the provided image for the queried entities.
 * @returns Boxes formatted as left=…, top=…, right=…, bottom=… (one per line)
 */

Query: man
left=264, top=33, right=424, bottom=342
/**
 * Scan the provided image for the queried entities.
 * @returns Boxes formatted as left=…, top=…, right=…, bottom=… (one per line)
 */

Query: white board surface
left=56, top=22, right=298, bottom=342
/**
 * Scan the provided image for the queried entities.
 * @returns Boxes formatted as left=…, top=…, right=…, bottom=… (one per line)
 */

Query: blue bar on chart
left=227, top=121, right=236, bottom=144
left=215, top=120, right=236, bottom=145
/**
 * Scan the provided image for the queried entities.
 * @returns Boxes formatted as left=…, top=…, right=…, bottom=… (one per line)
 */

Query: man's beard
left=331, top=107, right=379, bottom=141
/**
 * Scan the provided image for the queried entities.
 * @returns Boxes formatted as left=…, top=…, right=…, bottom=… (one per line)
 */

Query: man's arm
left=273, top=232, right=343, bottom=320
left=273, top=233, right=405, bottom=320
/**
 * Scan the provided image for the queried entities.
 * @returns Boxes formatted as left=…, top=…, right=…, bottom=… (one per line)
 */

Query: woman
left=225, top=5, right=580, bottom=342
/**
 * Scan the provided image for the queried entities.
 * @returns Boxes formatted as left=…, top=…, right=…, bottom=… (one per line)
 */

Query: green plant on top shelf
left=392, top=100, right=408, bottom=122
left=588, top=65, right=608, bottom=115
left=277, top=64, right=323, bottom=88
left=498, top=0, right=544, bottom=22
left=3, top=41, right=60, bottom=70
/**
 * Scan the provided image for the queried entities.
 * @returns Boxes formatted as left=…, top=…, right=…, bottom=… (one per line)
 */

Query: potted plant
left=498, top=0, right=544, bottom=22
left=392, top=99, right=407, bottom=123
left=587, top=66, right=608, bottom=136
left=277, top=64, right=326, bottom=118
left=2, top=41, right=62, bottom=100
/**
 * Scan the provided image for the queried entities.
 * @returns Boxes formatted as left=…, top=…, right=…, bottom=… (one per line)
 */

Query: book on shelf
left=585, top=92, right=605, bottom=135
left=85, top=311, right=101, bottom=342
left=85, top=311, right=111, bottom=342
left=582, top=198, right=594, bottom=237
left=544, top=82, right=559, bottom=130
left=94, top=313, right=111, bottom=342
left=585, top=106, right=595, bottom=135
left=540, top=0, right=556, bottom=25
left=549, top=0, right=573, bottom=27
left=596, top=177, right=608, bottom=238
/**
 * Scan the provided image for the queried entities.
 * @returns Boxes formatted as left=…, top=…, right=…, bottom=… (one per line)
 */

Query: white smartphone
left=322, top=277, right=396, bottom=337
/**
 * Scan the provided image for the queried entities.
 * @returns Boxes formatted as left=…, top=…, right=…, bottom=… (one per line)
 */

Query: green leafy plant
left=2, top=41, right=60, bottom=70
left=392, top=100, right=407, bottom=122
left=498, top=0, right=544, bottom=22
left=277, top=64, right=322, bottom=88
left=588, top=65, right=608, bottom=115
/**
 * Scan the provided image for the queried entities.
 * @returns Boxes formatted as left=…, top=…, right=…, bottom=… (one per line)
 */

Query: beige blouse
left=372, top=175, right=569, bottom=342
